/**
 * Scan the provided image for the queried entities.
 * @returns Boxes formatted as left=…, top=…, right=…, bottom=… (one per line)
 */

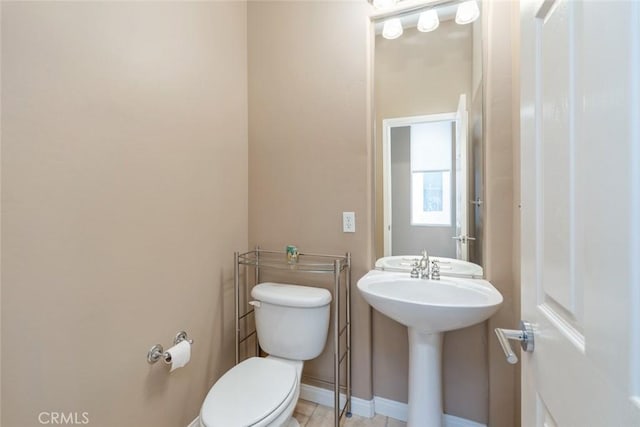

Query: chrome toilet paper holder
left=147, top=331, right=194, bottom=364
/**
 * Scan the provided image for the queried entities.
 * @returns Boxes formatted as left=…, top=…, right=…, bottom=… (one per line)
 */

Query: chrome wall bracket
left=147, top=344, right=165, bottom=364
left=147, top=331, right=193, bottom=364
left=494, top=320, right=534, bottom=364
left=174, top=331, right=193, bottom=345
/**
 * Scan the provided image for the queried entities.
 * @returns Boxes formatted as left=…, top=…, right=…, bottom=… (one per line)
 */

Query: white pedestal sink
left=357, top=270, right=503, bottom=427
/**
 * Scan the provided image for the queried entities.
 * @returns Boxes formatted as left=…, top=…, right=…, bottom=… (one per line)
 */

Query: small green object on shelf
left=286, top=245, right=299, bottom=264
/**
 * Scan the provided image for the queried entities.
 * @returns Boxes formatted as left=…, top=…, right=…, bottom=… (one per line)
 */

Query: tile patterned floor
left=292, top=400, right=407, bottom=427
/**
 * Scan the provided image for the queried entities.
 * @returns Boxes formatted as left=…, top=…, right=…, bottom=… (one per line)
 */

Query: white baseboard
left=303, top=383, right=486, bottom=427
left=299, top=383, right=375, bottom=418
left=444, top=414, right=487, bottom=427
left=191, top=383, right=486, bottom=427
left=373, top=395, right=407, bottom=421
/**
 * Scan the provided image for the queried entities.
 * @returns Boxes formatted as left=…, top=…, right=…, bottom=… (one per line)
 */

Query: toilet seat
left=200, top=357, right=297, bottom=427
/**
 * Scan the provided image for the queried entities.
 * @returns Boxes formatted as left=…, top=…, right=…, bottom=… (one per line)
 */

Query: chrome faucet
left=410, top=250, right=435, bottom=279
left=418, top=249, right=430, bottom=279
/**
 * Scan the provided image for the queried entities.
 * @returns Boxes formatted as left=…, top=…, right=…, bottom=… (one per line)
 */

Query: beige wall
left=484, top=1, right=520, bottom=426
left=247, top=1, right=373, bottom=399
left=374, top=21, right=472, bottom=118
left=1, top=3, right=247, bottom=426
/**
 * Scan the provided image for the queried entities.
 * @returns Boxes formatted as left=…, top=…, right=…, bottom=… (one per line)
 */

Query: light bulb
left=382, top=18, right=403, bottom=40
left=417, top=10, right=439, bottom=32
left=455, top=0, right=480, bottom=25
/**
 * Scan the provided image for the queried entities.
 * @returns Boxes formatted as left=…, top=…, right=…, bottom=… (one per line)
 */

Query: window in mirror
left=411, top=171, right=452, bottom=225
left=410, top=121, right=453, bottom=226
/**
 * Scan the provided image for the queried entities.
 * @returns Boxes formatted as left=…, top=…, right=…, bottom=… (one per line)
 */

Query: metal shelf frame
left=234, top=247, right=352, bottom=426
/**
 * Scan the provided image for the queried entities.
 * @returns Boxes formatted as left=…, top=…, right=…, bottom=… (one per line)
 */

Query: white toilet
left=199, top=282, right=332, bottom=427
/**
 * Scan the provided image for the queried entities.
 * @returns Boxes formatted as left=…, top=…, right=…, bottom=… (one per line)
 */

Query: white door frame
left=382, top=112, right=457, bottom=256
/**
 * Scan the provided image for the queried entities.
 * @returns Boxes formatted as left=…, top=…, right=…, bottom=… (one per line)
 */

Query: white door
left=454, top=94, right=469, bottom=260
left=520, top=0, right=640, bottom=426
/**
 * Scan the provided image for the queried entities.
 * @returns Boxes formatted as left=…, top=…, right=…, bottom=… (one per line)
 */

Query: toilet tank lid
left=251, top=282, right=332, bottom=308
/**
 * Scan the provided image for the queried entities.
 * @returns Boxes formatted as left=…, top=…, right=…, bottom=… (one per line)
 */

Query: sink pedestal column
left=407, top=328, right=443, bottom=427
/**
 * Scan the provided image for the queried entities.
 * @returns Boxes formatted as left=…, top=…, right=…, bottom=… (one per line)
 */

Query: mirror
left=373, top=0, right=484, bottom=273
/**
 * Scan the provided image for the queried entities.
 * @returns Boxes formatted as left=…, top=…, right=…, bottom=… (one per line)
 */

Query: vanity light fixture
left=417, top=9, right=439, bottom=32
left=375, top=0, right=479, bottom=40
left=455, top=0, right=480, bottom=25
left=382, top=18, right=404, bottom=40
left=373, top=0, right=398, bottom=10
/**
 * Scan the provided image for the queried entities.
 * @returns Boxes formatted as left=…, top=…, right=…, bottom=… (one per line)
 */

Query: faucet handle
left=410, top=262, right=420, bottom=278
left=430, top=260, right=440, bottom=280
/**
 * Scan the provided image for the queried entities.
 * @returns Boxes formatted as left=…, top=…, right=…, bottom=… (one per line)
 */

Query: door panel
left=455, top=94, right=468, bottom=260
left=521, top=0, right=640, bottom=425
left=540, top=0, right=578, bottom=317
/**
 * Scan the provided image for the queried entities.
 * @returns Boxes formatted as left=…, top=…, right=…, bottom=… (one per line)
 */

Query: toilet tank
left=251, top=282, right=332, bottom=361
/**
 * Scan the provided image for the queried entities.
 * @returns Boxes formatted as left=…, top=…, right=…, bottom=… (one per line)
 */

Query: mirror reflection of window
left=410, top=121, right=453, bottom=226
left=423, top=172, right=443, bottom=211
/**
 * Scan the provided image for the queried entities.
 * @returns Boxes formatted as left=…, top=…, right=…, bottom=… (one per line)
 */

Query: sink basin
left=358, top=270, right=502, bottom=333
left=375, top=256, right=483, bottom=278
left=357, top=270, right=502, bottom=426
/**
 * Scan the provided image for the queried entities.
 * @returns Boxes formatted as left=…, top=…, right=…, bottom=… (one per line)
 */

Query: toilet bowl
left=199, top=282, right=332, bottom=427
left=199, top=357, right=302, bottom=427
